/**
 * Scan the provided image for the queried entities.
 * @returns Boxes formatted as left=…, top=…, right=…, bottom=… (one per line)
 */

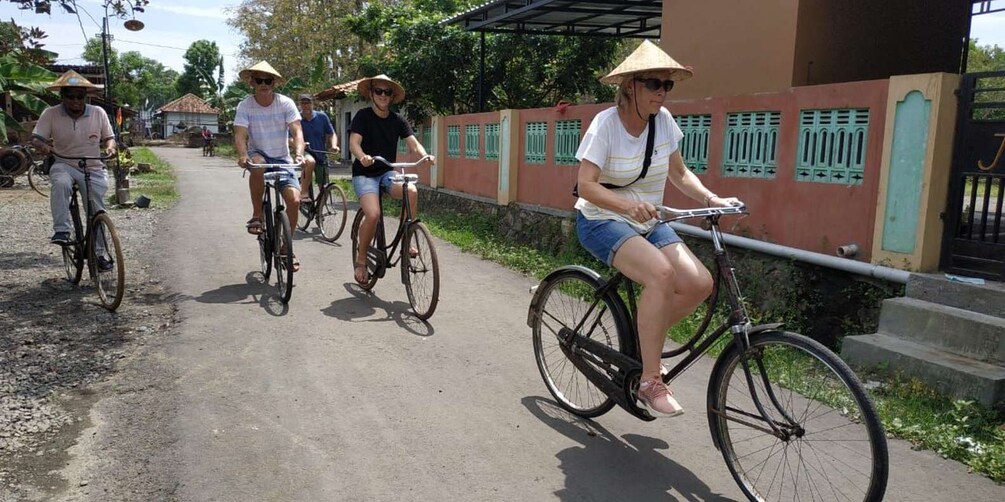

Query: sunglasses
left=372, top=87, right=393, bottom=97
left=62, top=92, right=87, bottom=100
left=635, top=77, right=674, bottom=92
left=253, top=77, right=274, bottom=85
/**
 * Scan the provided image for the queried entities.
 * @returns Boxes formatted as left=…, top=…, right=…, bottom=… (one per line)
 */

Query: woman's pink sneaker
left=637, top=378, right=684, bottom=417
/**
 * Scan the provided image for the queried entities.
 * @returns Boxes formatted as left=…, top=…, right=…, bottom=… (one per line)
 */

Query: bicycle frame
left=370, top=175, right=417, bottom=274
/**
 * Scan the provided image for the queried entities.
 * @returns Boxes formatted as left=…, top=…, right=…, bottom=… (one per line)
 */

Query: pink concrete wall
left=662, top=79, right=889, bottom=259
left=440, top=112, right=499, bottom=199
left=516, top=103, right=608, bottom=208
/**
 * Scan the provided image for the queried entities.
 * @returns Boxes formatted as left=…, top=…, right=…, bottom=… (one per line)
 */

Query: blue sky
left=2, top=1, right=1004, bottom=84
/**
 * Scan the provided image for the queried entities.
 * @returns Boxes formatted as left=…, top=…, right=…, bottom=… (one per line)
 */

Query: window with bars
left=722, top=111, right=780, bottom=178
left=465, top=124, right=480, bottom=159
left=397, top=137, right=407, bottom=154
left=795, top=109, right=870, bottom=185
left=421, top=127, right=431, bottom=150
left=485, top=123, right=500, bottom=160
left=554, top=120, right=581, bottom=165
left=525, top=122, right=547, bottom=164
left=447, top=125, right=460, bottom=157
left=677, top=114, right=711, bottom=174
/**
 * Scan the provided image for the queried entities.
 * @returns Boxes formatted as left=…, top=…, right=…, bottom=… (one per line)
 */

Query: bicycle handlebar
left=51, top=151, right=115, bottom=161
left=371, top=155, right=432, bottom=171
left=306, top=146, right=341, bottom=157
left=246, top=162, right=303, bottom=171
left=656, top=203, right=747, bottom=223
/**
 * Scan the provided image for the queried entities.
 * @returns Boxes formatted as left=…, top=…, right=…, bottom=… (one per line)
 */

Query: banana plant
left=0, top=53, right=56, bottom=144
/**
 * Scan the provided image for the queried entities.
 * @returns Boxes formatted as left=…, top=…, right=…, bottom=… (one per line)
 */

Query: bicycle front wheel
left=317, top=183, right=348, bottom=242
left=297, top=199, right=312, bottom=231
left=350, top=209, right=381, bottom=290
left=708, top=331, right=888, bottom=502
left=28, top=163, right=50, bottom=198
left=89, top=213, right=125, bottom=311
left=274, top=210, right=294, bottom=304
left=402, top=222, right=439, bottom=319
left=531, top=268, right=632, bottom=418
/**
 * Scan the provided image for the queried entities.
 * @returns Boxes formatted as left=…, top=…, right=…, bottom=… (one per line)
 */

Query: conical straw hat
left=357, top=74, right=406, bottom=104
left=46, top=70, right=101, bottom=91
left=600, top=40, right=693, bottom=85
left=239, top=61, right=286, bottom=86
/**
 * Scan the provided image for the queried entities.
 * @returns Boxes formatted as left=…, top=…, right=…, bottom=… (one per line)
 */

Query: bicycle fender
left=527, top=265, right=606, bottom=328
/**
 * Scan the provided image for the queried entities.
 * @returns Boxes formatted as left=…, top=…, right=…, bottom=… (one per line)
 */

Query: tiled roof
left=315, top=79, right=365, bottom=101
left=158, top=93, right=220, bottom=114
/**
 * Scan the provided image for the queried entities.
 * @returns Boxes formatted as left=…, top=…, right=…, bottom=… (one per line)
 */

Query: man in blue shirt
left=298, top=94, right=338, bottom=200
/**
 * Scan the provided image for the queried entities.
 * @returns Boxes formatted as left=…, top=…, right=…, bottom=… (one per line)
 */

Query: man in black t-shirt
left=349, top=74, right=434, bottom=285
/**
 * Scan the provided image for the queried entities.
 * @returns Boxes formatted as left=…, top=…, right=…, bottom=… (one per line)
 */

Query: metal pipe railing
left=668, top=222, right=910, bottom=284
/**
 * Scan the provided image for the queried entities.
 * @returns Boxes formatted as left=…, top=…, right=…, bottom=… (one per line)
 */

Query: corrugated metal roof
left=441, top=0, right=662, bottom=38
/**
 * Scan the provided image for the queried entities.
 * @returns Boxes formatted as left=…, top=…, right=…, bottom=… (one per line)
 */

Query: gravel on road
left=0, top=186, right=176, bottom=500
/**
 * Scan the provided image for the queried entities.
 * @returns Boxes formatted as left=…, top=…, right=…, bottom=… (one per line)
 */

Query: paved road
left=55, top=147, right=1004, bottom=501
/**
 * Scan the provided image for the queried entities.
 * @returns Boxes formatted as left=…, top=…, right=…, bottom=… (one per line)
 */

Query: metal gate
left=941, top=71, right=1005, bottom=279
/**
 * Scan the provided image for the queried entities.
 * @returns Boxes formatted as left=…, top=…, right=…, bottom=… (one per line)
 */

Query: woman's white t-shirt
left=574, top=106, right=684, bottom=232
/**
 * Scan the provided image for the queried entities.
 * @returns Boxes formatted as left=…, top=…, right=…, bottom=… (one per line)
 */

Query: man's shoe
left=50, top=232, right=71, bottom=245
left=96, top=256, right=115, bottom=272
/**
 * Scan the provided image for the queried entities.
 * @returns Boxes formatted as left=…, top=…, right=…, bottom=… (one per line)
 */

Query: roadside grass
left=126, top=147, right=178, bottom=208
left=413, top=203, right=1005, bottom=483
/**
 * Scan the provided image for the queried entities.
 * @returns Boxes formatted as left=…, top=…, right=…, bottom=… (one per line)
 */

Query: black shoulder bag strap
left=574, top=113, right=656, bottom=197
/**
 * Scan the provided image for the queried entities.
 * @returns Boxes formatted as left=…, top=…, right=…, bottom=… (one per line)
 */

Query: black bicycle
left=350, top=156, right=440, bottom=320
left=297, top=146, right=348, bottom=242
left=53, top=152, right=126, bottom=311
left=202, top=136, right=215, bottom=157
left=246, top=161, right=302, bottom=304
left=528, top=205, right=888, bottom=502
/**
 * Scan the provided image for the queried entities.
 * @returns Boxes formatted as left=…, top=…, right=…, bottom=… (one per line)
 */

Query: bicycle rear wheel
left=28, top=163, right=50, bottom=198
left=89, top=213, right=125, bottom=311
left=274, top=210, right=294, bottom=303
left=350, top=209, right=381, bottom=290
left=317, top=183, right=348, bottom=242
left=530, top=268, right=632, bottom=418
left=402, top=221, right=439, bottom=319
left=297, top=200, right=312, bottom=231
left=708, top=331, right=888, bottom=502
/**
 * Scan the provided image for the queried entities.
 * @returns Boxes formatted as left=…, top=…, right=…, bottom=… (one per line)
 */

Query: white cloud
left=147, top=4, right=229, bottom=20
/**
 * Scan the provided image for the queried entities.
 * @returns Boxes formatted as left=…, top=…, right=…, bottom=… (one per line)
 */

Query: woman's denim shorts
left=352, top=171, right=397, bottom=198
left=576, top=212, right=683, bottom=266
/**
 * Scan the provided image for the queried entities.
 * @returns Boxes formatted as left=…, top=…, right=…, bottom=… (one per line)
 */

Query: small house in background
left=157, top=94, right=220, bottom=138
left=315, top=78, right=365, bottom=163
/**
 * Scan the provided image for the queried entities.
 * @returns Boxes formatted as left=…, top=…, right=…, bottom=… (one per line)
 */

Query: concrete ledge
left=907, top=273, right=1005, bottom=318
left=878, top=297, right=1005, bottom=364
left=843, top=333, right=1005, bottom=407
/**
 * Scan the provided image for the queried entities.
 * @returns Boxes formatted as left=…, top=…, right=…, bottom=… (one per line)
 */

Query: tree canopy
left=82, top=36, right=179, bottom=110
left=176, top=40, right=222, bottom=100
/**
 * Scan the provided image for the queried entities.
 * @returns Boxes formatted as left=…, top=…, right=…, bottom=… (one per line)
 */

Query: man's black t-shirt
left=349, top=107, right=414, bottom=177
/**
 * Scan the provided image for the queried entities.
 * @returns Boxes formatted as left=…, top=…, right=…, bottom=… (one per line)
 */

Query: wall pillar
left=498, top=109, right=520, bottom=205
left=871, top=73, right=960, bottom=271
left=430, top=115, right=440, bottom=188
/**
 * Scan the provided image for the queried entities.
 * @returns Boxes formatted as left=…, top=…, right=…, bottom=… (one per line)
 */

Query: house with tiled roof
left=157, top=93, right=220, bottom=138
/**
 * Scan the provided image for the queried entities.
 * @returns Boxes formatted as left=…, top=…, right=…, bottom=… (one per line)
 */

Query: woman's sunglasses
left=253, top=77, right=274, bottom=85
left=372, top=88, right=393, bottom=97
left=635, top=77, right=674, bottom=92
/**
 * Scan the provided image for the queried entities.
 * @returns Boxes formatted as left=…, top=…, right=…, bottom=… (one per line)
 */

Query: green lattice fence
left=678, top=114, right=711, bottom=174
left=485, top=123, right=500, bottom=160
left=796, top=109, right=869, bottom=184
left=447, top=125, right=460, bottom=157
left=465, top=124, right=480, bottom=159
left=722, top=111, right=780, bottom=178
left=525, top=122, right=547, bottom=164
left=554, top=119, right=581, bottom=165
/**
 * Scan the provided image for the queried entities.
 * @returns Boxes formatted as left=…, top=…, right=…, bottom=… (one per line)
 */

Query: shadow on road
left=194, top=271, right=289, bottom=316
left=522, top=396, right=736, bottom=502
left=321, top=283, right=434, bottom=337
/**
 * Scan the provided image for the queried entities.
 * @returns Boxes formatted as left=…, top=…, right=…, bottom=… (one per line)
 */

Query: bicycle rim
left=90, top=214, right=126, bottom=311
left=275, top=211, right=294, bottom=303
left=318, top=183, right=347, bottom=242
left=28, top=165, right=50, bottom=198
left=710, top=331, right=888, bottom=502
left=62, top=242, right=83, bottom=284
left=297, top=200, right=312, bottom=231
left=531, top=270, right=626, bottom=417
left=403, top=222, right=439, bottom=319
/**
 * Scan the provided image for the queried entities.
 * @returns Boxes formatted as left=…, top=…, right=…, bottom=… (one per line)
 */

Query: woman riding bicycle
left=575, top=40, right=740, bottom=417
left=349, top=74, right=434, bottom=285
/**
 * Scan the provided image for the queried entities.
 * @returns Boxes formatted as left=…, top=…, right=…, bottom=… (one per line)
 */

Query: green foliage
left=176, top=40, right=222, bottom=100
left=0, top=50, right=56, bottom=142
left=345, top=1, right=622, bottom=123
left=81, top=37, right=178, bottom=110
